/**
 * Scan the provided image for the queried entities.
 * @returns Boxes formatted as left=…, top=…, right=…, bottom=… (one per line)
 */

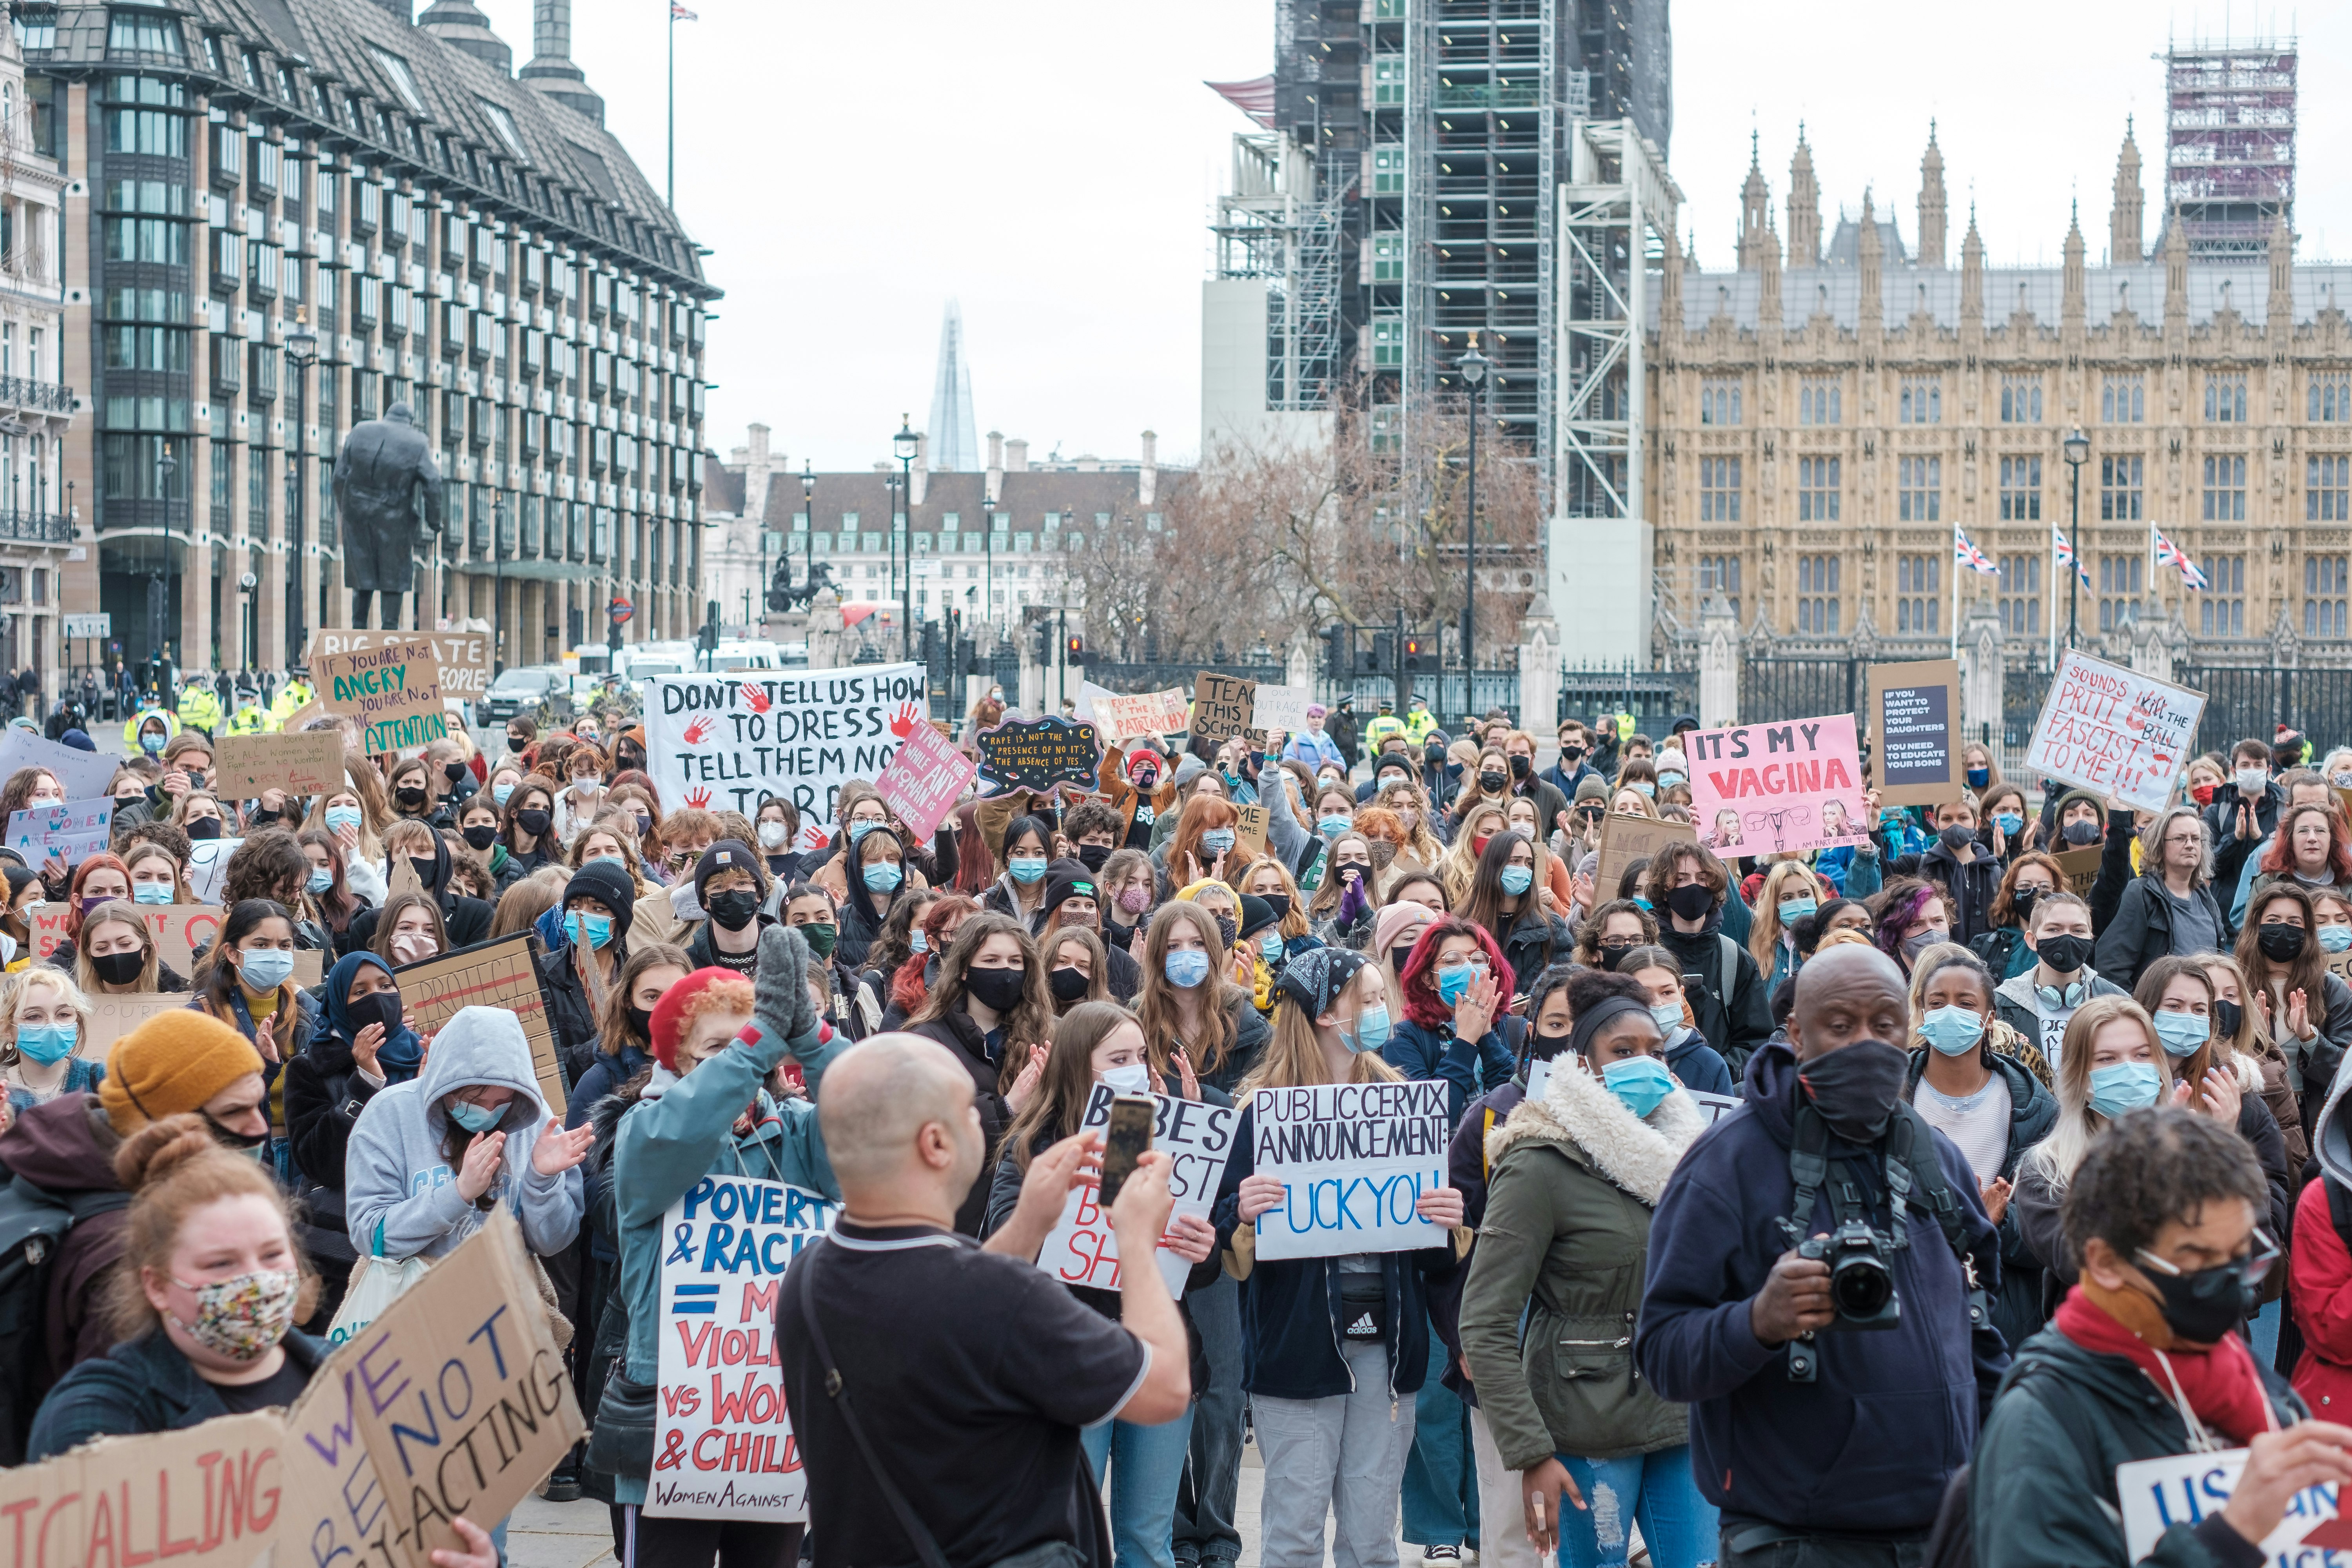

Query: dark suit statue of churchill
left=332, top=401, right=444, bottom=630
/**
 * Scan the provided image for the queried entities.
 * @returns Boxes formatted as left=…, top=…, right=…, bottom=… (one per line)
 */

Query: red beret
left=649, top=966, right=755, bottom=1072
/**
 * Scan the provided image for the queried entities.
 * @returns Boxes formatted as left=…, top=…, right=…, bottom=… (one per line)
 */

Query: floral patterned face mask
left=169, top=1268, right=301, bottom=1361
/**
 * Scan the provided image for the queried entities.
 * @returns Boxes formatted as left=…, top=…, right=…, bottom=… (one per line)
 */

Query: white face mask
left=2237, top=767, right=2268, bottom=794
left=1100, top=1062, right=1152, bottom=1095
left=757, top=821, right=789, bottom=848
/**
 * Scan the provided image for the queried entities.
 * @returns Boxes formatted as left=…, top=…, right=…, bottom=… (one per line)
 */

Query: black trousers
left=622, top=1510, right=802, bottom=1568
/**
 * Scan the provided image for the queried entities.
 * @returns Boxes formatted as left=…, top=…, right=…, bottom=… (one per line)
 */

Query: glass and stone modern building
left=30, top=0, right=715, bottom=688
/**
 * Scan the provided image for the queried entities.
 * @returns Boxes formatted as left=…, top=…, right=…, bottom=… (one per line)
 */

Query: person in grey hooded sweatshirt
left=343, top=1004, right=593, bottom=1265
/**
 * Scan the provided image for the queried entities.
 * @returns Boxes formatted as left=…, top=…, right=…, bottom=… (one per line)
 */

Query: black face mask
left=92, top=949, right=144, bottom=986
left=2258, top=924, right=2308, bottom=962
left=1479, top=771, right=1508, bottom=793
left=2138, top=1247, right=2267, bottom=1345
left=2062, top=819, right=2102, bottom=846
left=1077, top=844, right=1112, bottom=874
left=1528, top=1030, right=1575, bottom=1062
left=2011, top=885, right=2043, bottom=922
left=1597, top=940, right=1639, bottom=971
left=347, top=990, right=403, bottom=1040
left=706, top=889, right=760, bottom=932
left=2216, top=998, right=2243, bottom=1038
left=1214, top=915, right=1238, bottom=948
left=1049, top=967, right=1090, bottom=1003
left=409, top=856, right=438, bottom=888
left=628, top=1005, right=655, bottom=1041
left=1508, top=755, right=1531, bottom=780
left=965, top=965, right=1027, bottom=1013
left=1938, top=824, right=1976, bottom=853
left=1260, top=893, right=1291, bottom=923
left=444, top=762, right=468, bottom=784
left=2034, top=932, right=2094, bottom=975
left=1334, top=859, right=1370, bottom=882
left=516, top=809, right=552, bottom=838
left=202, top=1111, right=270, bottom=1151
left=1561, top=746, right=1585, bottom=764
left=507, top=735, right=529, bottom=755
left=395, top=786, right=431, bottom=810
left=1797, top=1039, right=1910, bottom=1145
left=186, top=817, right=221, bottom=840
left=1390, top=943, right=1418, bottom=974
left=1665, top=884, right=1715, bottom=922
left=1425, top=744, right=1446, bottom=763
left=462, top=824, right=498, bottom=851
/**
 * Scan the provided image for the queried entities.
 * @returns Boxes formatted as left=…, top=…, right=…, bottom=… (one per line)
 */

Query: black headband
left=1569, top=995, right=1652, bottom=1059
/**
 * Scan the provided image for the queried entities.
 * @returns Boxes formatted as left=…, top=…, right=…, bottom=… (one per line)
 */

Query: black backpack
left=0, top=1173, right=131, bottom=1465
left=1922, top=1362, right=2102, bottom=1568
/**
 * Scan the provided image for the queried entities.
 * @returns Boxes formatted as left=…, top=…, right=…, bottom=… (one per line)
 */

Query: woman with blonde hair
left=1748, top=860, right=1830, bottom=996
left=1235, top=855, right=1318, bottom=958
left=0, top=966, right=99, bottom=1111
left=1440, top=800, right=1509, bottom=907
left=1611, top=786, right=1661, bottom=820
left=1308, top=829, right=1381, bottom=949
left=1373, top=777, right=1447, bottom=871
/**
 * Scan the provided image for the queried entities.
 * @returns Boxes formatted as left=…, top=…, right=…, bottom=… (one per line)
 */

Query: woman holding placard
left=0, top=966, right=101, bottom=1111
left=984, top=1001, right=1221, bottom=1568
left=1214, top=947, right=1465, bottom=1568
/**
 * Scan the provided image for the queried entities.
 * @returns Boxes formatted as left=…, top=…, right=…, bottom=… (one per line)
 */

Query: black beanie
left=1039, top=858, right=1098, bottom=918
left=1237, top=893, right=1281, bottom=941
left=563, top=859, right=638, bottom=943
left=694, top=839, right=760, bottom=906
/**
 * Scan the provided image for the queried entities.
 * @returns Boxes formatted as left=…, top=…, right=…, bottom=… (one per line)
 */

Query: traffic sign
left=64, top=613, right=111, bottom=639
left=608, top=598, right=633, bottom=624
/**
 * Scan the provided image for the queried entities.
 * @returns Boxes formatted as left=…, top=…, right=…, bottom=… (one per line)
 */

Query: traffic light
left=1402, top=635, right=1432, bottom=673
left=1065, top=633, right=1091, bottom=670
left=1031, top=621, right=1054, bottom=666
left=1322, top=624, right=1349, bottom=680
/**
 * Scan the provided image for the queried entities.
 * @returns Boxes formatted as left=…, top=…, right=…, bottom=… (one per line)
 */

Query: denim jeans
left=1550, top=1448, right=1716, bottom=1568
left=2251, top=1297, right=2281, bottom=1370
left=1082, top=1407, right=1199, bottom=1568
left=1401, top=1315, right=1478, bottom=1548
left=1174, top=1273, right=1245, bottom=1567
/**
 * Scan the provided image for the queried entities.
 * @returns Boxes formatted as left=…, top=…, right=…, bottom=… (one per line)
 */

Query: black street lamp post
left=2062, top=425, right=2090, bottom=650
left=893, top=416, right=917, bottom=660
left=285, top=312, right=319, bottom=671
left=1456, top=334, right=1489, bottom=708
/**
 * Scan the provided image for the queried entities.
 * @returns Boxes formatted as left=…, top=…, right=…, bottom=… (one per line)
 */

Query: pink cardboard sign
left=1685, top=712, right=1871, bottom=856
left=876, top=718, right=977, bottom=840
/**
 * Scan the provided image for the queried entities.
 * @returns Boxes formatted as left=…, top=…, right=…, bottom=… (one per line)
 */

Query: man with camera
left=1635, top=944, right=2007, bottom=1568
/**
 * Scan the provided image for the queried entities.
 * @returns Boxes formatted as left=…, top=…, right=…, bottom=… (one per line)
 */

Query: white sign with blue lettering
left=1250, top=1080, right=1452, bottom=1262
left=2116, top=1446, right=2345, bottom=1559
left=649, top=1174, right=838, bottom=1521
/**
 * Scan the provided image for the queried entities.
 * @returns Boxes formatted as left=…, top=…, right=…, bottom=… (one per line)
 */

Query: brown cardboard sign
left=0, top=1408, right=286, bottom=1568
left=1093, top=688, right=1190, bottom=741
left=1235, top=802, right=1270, bottom=858
left=215, top=728, right=350, bottom=800
left=393, top=933, right=567, bottom=1114
left=1595, top=813, right=1697, bottom=903
left=309, top=638, right=448, bottom=755
left=81, top=992, right=190, bottom=1060
left=2053, top=844, right=2104, bottom=899
left=1189, top=673, right=1256, bottom=744
left=1867, top=658, right=1966, bottom=808
left=308, top=628, right=494, bottom=702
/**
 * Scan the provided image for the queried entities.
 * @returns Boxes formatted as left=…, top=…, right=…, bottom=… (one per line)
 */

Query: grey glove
left=753, top=923, right=821, bottom=1044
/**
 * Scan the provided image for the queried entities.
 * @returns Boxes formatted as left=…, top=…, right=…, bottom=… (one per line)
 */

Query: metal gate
left=1334, top=671, right=1521, bottom=731
left=1083, top=661, right=1286, bottom=695
left=2175, top=666, right=2352, bottom=759
left=1739, top=659, right=1863, bottom=726
left=1558, top=665, right=1698, bottom=733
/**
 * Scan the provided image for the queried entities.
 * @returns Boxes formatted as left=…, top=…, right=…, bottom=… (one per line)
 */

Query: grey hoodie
left=344, top=1005, right=584, bottom=1261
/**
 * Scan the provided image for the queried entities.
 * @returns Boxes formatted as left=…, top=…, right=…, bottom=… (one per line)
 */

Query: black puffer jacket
left=903, top=1008, right=1013, bottom=1237
left=283, top=1027, right=381, bottom=1270
left=348, top=829, right=493, bottom=952
left=538, top=942, right=618, bottom=1089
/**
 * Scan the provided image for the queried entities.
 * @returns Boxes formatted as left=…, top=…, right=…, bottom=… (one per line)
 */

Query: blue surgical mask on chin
left=1601, top=1055, right=1675, bottom=1118
left=446, top=1098, right=503, bottom=1134
left=1345, top=1003, right=1393, bottom=1054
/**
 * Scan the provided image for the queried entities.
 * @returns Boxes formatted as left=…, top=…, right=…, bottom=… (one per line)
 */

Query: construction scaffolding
left=2161, top=36, right=2296, bottom=261
left=1210, top=130, right=1343, bottom=412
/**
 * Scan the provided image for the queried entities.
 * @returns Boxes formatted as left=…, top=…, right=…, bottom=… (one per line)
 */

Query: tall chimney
left=985, top=430, right=1004, bottom=505
left=1139, top=430, right=1157, bottom=507
left=912, top=433, right=929, bottom=507
left=748, top=423, right=770, bottom=465
left=1006, top=438, right=1029, bottom=473
left=520, top=0, right=605, bottom=124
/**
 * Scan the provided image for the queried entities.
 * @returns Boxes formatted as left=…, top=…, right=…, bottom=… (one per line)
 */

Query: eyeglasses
left=2137, top=1227, right=2281, bottom=1291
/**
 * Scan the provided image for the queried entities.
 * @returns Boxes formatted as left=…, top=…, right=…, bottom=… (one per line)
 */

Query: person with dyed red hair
left=1385, top=914, right=1519, bottom=1129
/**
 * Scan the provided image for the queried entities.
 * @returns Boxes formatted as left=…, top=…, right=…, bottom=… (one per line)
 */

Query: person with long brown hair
left=74, top=898, right=180, bottom=994
left=2247, top=799, right=2352, bottom=916
left=1455, top=831, right=1569, bottom=995
left=2234, top=880, right=2352, bottom=1132
left=1044, top=927, right=1114, bottom=1014
left=1136, top=899, right=1265, bottom=1097
left=903, top=910, right=1057, bottom=1235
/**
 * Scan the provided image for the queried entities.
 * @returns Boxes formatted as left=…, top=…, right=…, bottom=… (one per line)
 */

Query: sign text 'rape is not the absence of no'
left=646, top=663, right=924, bottom=827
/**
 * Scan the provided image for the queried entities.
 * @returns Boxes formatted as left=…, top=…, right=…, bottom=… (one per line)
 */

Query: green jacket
left=1458, top=1059, right=1705, bottom=1470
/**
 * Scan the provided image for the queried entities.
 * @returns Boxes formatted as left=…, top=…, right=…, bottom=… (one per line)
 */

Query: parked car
left=475, top=664, right=569, bottom=726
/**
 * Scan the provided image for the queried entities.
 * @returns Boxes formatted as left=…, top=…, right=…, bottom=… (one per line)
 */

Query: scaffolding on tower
left=2159, top=35, right=2296, bottom=261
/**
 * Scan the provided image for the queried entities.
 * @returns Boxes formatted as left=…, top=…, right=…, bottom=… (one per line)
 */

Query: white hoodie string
left=2146, top=1344, right=2279, bottom=1454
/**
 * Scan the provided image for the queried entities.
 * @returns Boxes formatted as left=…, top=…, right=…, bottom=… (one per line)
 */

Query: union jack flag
left=1952, top=526, right=2000, bottom=575
left=2052, top=523, right=2091, bottom=588
left=2154, top=529, right=2210, bottom=590
left=670, top=2, right=698, bottom=17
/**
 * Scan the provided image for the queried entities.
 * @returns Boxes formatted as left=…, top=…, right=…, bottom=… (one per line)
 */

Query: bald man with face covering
left=1633, top=946, right=2010, bottom=1567
left=778, top=1034, right=1192, bottom=1568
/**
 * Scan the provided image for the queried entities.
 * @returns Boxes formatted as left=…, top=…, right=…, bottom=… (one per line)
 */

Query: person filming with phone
left=779, top=1030, right=1192, bottom=1568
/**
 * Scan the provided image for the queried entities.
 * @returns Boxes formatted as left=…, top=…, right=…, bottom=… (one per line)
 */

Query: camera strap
left=1779, top=1104, right=1992, bottom=1334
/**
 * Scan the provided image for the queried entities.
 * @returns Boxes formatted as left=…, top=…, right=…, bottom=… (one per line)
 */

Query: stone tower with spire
left=2111, top=118, right=2145, bottom=264
left=1917, top=123, right=1947, bottom=268
left=1788, top=127, right=1822, bottom=267
left=521, top=0, right=605, bottom=124
left=1739, top=132, right=1773, bottom=271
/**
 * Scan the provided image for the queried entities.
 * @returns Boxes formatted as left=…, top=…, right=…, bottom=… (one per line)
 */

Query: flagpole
left=2047, top=524, right=2058, bottom=670
left=1949, top=528, right=1960, bottom=662
left=2147, top=519, right=2157, bottom=633
left=666, top=1, right=675, bottom=208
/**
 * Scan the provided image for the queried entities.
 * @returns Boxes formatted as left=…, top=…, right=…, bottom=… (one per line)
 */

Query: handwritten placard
left=1190, top=673, right=1256, bottom=744
left=1249, top=1080, right=1451, bottom=1261
left=1039, top=1084, right=1237, bottom=1297
left=310, top=638, right=447, bottom=755
left=82, top=992, right=190, bottom=1059
left=2023, top=648, right=2203, bottom=815
left=0, top=728, right=121, bottom=801
left=2054, top=844, right=2104, bottom=898
left=1595, top=813, right=1696, bottom=903
left=975, top=715, right=1102, bottom=795
left=646, top=664, right=924, bottom=826
left=1685, top=713, right=1871, bottom=856
left=1092, top=687, right=1191, bottom=741
left=874, top=719, right=977, bottom=840
left=308, top=628, right=492, bottom=701
left=393, top=933, right=565, bottom=1114
left=1235, top=802, right=1270, bottom=859
left=214, top=729, right=349, bottom=799
left=7, top=797, right=111, bottom=864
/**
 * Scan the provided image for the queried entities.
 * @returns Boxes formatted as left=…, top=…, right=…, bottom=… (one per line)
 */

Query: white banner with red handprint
left=646, top=663, right=927, bottom=829
left=2022, top=648, right=2204, bottom=815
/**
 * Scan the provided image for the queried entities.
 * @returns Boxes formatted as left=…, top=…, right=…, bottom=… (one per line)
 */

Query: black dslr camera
left=1797, top=1220, right=1900, bottom=1329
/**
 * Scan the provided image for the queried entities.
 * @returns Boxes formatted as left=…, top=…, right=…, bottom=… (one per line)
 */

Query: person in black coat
left=2206, top=740, right=2284, bottom=899
left=534, top=858, right=639, bottom=1088
left=283, top=951, right=422, bottom=1311
left=2094, top=807, right=2229, bottom=993
left=1920, top=798, right=2004, bottom=947
left=347, top=821, right=493, bottom=953
left=1641, top=840, right=1773, bottom=1068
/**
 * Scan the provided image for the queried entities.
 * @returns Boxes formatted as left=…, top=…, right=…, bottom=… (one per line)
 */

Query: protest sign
left=308, top=628, right=493, bottom=704
left=187, top=838, right=241, bottom=904
left=1039, top=1084, right=1238, bottom=1297
left=2328, top=940, right=2352, bottom=993
left=393, top=933, right=566, bottom=1114
left=142, top=904, right=226, bottom=973
left=649, top=1175, right=840, bottom=1520
left=82, top=992, right=191, bottom=1059
left=1867, top=659, right=1964, bottom=808
left=214, top=729, right=348, bottom=799
left=1254, top=684, right=1316, bottom=738
left=1190, top=673, right=1256, bottom=744
left=0, top=727, right=120, bottom=801
left=1234, top=802, right=1270, bottom=858
left=1249, top=1080, right=1452, bottom=1261
left=975, top=715, right=1102, bottom=795
left=2022, top=648, right=2204, bottom=815
left=2116, top=1445, right=2352, bottom=1558
left=310, top=638, right=447, bottom=755
left=27, top=904, right=69, bottom=961
left=1594, top=813, right=1696, bottom=903
left=874, top=719, right=977, bottom=840
left=2054, top=844, right=2104, bottom=898
left=1690, top=1090, right=1741, bottom=1124
left=0, top=1408, right=287, bottom=1568
left=1684, top=713, right=1870, bottom=856
left=646, top=663, right=924, bottom=828
left=1091, top=687, right=1190, bottom=741
left=7, top=797, right=111, bottom=865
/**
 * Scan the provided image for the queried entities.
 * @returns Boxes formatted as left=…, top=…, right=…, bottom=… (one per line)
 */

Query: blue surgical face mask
left=1601, top=1055, right=1675, bottom=1118
left=1499, top=864, right=1534, bottom=897
left=1436, top=962, right=1477, bottom=1007
left=238, top=948, right=295, bottom=991
left=133, top=882, right=174, bottom=906
left=140, top=730, right=167, bottom=756
left=592, top=854, right=626, bottom=871
left=848, top=819, right=882, bottom=844
left=2153, top=1009, right=2212, bottom=1058
left=1967, top=768, right=1991, bottom=789
left=1318, top=815, right=1352, bottom=838
left=1649, top=1000, right=1685, bottom=1037
left=446, top=1097, right=503, bottom=1134
left=1634, top=781, right=1656, bottom=798
left=1658, top=771, right=1686, bottom=790
left=493, top=782, right=515, bottom=806
left=1260, top=931, right=1285, bottom=963
left=1994, top=811, right=2024, bottom=836
left=1201, top=829, right=1237, bottom=855
left=1778, top=897, right=1817, bottom=924
left=307, top=867, right=333, bottom=895
left=2323, top=926, right=2352, bottom=955
left=564, top=911, right=613, bottom=950
left=863, top=861, right=904, bottom=893
left=1920, top=1004, right=1986, bottom=1056
left=1008, top=855, right=1047, bottom=884
left=1164, top=949, right=1210, bottom=988
left=1345, top=1003, right=1392, bottom=1055
left=14, top=1021, right=74, bottom=1065
left=325, top=804, right=363, bottom=835
left=2088, top=1061, right=2164, bottom=1118
left=909, top=929, right=928, bottom=954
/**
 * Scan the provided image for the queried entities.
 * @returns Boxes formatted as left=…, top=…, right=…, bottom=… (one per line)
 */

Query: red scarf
left=2054, top=1284, right=2273, bottom=1445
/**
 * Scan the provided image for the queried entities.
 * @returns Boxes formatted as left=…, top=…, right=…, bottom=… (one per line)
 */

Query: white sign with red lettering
left=1037, top=1083, right=1238, bottom=1298
left=2022, top=648, right=2204, bottom=815
left=645, top=664, right=924, bottom=827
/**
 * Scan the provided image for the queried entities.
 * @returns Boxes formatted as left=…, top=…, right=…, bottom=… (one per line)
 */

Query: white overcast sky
left=471, top=1, right=2352, bottom=473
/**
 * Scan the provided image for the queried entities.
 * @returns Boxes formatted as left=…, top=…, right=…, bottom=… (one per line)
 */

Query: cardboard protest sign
left=2053, top=844, right=2104, bottom=898
left=2327, top=941, right=2352, bottom=993
left=1234, top=802, right=1270, bottom=858
left=82, top=992, right=191, bottom=1059
left=1249, top=1081, right=1452, bottom=1261
left=1091, top=687, right=1190, bottom=741
left=1189, top=673, right=1256, bottom=744
left=0, top=726, right=120, bottom=801
left=27, top=904, right=69, bottom=961
left=1689, top=1090, right=1741, bottom=1124
left=1040, top=1084, right=1238, bottom=1297
left=975, top=715, right=1102, bottom=795
left=308, top=628, right=493, bottom=704
left=0, top=1408, right=287, bottom=1568
left=214, top=729, right=348, bottom=799
left=1254, top=684, right=1315, bottom=739
left=1594, top=813, right=1696, bottom=903
left=310, top=638, right=448, bottom=755
left=2022, top=648, right=2203, bottom=815
left=2116, top=1445, right=2352, bottom=1559
left=186, top=839, right=241, bottom=904
left=144, top=905, right=227, bottom=974
left=392, top=933, right=566, bottom=1114
left=649, top=1175, right=840, bottom=1520
left=1684, top=713, right=1871, bottom=856
left=1867, top=659, right=1965, bottom=808
left=874, top=719, right=977, bottom=840
left=646, top=663, right=924, bottom=828
left=7, top=797, right=111, bottom=865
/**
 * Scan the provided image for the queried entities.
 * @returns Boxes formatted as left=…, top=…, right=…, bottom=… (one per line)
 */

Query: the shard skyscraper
left=926, top=301, right=981, bottom=471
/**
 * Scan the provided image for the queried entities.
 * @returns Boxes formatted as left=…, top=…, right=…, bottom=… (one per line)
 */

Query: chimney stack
left=985, top=430, right=1004, bottom=505
left=1007, top=438, right=1029, bottom=473
left=520, top=0, right=605, bottom=124
left=912, top=433, right=930, bottom=507
left=1139, top=430, right=1157, bottom=507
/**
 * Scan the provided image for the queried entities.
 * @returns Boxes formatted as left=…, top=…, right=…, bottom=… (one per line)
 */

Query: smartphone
left=1098, top=1094, right=1156, bottom=1210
